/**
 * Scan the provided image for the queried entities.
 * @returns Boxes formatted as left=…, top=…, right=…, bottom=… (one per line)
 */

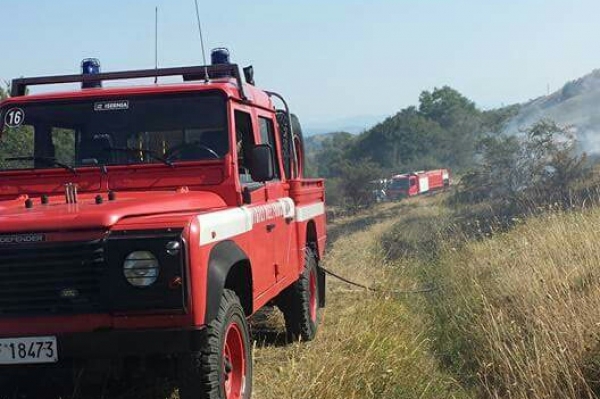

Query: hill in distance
left=505, top=69, right=600, bottom=153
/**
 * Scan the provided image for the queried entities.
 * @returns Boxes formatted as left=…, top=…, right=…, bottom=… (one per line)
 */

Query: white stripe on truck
left=296, top=202, right=325, bottom=222
left=198, top=208, right=253, bottom=246
left=197, top=198, right=323, bottom=245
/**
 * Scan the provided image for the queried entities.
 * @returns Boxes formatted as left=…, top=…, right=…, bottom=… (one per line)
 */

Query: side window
left=234, top=111, right=255, bottom=184
left=258, top=116, right=280, bottom=180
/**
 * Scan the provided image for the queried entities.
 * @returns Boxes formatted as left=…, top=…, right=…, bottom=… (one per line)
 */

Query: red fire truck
left=0, top=51, right=326, bottom=399
left=387, top=169, right=450, bottom=200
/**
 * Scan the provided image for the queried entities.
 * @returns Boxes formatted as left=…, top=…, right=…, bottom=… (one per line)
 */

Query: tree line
left=305, top=86, right=521, bottom=208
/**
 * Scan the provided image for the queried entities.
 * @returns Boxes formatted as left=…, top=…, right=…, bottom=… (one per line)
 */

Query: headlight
left=123, top=251, right=160, bottom=287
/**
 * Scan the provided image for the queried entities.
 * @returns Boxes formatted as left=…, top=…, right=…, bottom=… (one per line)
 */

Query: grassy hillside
left=251, top=195, right=600, bottom=399
left=505, top=69, right=600, bottom=154
left=419, top=208, right=600, bottom=398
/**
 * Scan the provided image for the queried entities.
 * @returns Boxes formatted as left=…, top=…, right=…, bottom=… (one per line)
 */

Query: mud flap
left=317, top=264, right=326, bottom=308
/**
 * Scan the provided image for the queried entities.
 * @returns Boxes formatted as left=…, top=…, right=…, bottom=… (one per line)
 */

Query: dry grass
left=423, top=208, right=600, bottom=398
left=252, top=199, right=469, bottom=399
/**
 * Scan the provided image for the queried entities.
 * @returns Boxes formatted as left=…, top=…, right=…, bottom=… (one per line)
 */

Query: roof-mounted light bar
left=10, top=64, right=247, bottom=99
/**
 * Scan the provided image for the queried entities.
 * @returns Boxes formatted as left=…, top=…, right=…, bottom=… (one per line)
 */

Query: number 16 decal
left=4, top=108, right=25, bottom=128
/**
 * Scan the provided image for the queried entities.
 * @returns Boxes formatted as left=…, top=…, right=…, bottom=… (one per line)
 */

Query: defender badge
left=0, top=233, right=45, bottom=244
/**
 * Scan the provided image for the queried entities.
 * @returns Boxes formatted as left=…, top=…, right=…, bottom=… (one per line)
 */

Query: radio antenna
left=193, top=0, right=210, bottom=82
left=154, top=6, right=159, bottom=84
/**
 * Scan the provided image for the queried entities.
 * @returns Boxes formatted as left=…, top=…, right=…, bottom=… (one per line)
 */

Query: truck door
left=409, top=176, right=418, bottom=196
left=257, top=114, right=294, bottom=283
left=234, top=110, right=277, bottom=295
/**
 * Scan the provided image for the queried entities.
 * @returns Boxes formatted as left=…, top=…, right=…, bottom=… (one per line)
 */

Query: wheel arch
left=206, top=240, right=253, bottom=324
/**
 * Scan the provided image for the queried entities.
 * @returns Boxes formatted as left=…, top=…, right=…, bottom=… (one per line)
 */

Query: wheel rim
left=223, top=322, right=246, bottom=399
left=309, top=269, right=318, bottom=323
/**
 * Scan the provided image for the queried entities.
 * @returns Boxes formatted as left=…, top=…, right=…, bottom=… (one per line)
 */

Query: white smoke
left=503, top=69, right=600, bottom=154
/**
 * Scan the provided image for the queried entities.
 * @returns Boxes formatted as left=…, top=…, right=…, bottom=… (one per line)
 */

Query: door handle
left=266, top=223, right=276, bottom=232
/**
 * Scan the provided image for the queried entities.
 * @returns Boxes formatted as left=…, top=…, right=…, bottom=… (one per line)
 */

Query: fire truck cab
left=0, top=51, right=326, bottom=399
left=387, top=173, right=419, bottom=200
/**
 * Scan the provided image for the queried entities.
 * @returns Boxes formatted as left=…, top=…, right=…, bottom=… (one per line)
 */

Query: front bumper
left=58, top=327, right=206, bottom=359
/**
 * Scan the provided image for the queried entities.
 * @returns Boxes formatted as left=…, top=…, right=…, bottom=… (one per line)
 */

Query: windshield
left=0, top=93, right=227, bottom=171
left=389, top=178, right=410, bottom=190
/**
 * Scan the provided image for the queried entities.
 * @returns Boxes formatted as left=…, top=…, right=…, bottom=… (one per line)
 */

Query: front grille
left=0, top=240, right=106, bottom=316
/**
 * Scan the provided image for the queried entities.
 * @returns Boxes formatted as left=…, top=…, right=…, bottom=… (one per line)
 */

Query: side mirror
left=250, top=144, right=274, bottom=182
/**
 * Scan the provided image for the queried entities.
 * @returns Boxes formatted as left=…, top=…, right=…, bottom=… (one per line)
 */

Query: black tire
left=278, top=248, right=322, bottom=342
left=178, top=289, right=252, bottom=399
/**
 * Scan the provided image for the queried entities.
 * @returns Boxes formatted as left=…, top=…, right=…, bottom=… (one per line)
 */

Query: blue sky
left=2, top=1, right=600, bottom=125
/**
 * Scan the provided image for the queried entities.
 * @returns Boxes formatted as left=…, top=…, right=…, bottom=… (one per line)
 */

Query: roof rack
left=10, top=64, right=247, bottom=99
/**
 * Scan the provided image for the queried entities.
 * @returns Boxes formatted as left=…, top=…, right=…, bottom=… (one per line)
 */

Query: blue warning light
left=81, top=58, right=102, bottom=89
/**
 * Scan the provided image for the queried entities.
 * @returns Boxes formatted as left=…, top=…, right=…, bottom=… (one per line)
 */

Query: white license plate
left=0, top=336, right=58, bottom=365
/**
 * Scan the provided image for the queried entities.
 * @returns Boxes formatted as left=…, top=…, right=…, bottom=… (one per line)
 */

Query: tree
left=336, top=158, right=382, bottom=210
left=481, top=105, right=521, bottom=135
left=419, top=86, right=483, bottom=170
left=456, top=120, right=587, bottom=205
left=351, top=106, right=443, bottom=171
left=314, top=132, right=355, bottom=177
left=342, top=86, right=487, bottom=175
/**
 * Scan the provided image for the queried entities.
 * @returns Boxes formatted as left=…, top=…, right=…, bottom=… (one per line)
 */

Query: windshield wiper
left=80, top=158, right=108, bottom=175
left=5, top=156, right=78, bottom=175
left=104, top=147, right=174, bottom=167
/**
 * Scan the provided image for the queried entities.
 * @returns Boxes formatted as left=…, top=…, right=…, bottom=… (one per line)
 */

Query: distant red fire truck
left=387, top=169, right=450, bottom=200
